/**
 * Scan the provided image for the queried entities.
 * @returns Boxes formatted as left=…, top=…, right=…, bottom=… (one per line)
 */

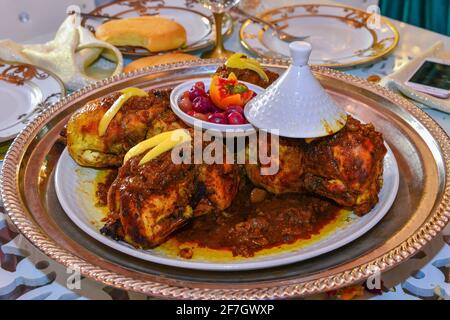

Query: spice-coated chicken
left=101, top=149, right=241, bottom=248
left=215, top=65, right=279, bottom=88
left=246, top=116, right=387, bottom=215
left=66, top=89, right=185, bottom=168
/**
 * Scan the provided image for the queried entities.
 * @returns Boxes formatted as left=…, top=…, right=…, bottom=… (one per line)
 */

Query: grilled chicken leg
left=102, top=151, right=240, bottom=248
left=66, top=89, right=185, bottom=168
left=246, top=116, right=387, bottom=215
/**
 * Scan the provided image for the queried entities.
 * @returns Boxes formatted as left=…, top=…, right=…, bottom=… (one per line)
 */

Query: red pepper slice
left=210, top=73, right=254, bottom=110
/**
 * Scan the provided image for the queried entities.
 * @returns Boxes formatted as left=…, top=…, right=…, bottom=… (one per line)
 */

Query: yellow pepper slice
left=228, top=72, right=238, bottom=81
left=98, top=87, right=148, bottom=137
left=225, top=53, right=269, bottom=82
left=139, top=129, right=191, bottom=166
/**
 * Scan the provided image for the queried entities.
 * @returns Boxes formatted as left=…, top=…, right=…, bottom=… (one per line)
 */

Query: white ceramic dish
left=245, top=42, right=347, bottom=138
left=54, top=143, right=399, bottom=271
left=0, top=62, right=64, bottom=142
left=240, top=4, right=399, bottom=68
left=170, top=77, right=264, bottom=136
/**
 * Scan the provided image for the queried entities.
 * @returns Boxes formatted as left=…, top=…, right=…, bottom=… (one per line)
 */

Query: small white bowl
left=170, top=77, right=264, bottom=137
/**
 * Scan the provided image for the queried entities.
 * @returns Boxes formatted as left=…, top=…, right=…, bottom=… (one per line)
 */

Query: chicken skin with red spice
left=246, top=116, right=387, bottom=215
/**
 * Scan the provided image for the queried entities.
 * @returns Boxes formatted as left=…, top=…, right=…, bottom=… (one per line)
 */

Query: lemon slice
left=139, top=129, right=191, bottom=166
left=98, top=87, right=148, bottom=137
left=123, top=129, right=192, bottom=165
left=225, top=53, right=269, bottom=82
left=123, top=131, right=175, bottom=164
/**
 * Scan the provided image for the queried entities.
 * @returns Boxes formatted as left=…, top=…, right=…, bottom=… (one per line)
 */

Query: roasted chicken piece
left=215, top=65, right=279, bottom=88
left=66, top=89, right=185, bottom=168
left=145, top=107, right=187, bottom=138
left=101, top=150, right=240, bottom=248
left=245, top=138, right=304, bottom=194
left=194, top=163, right=241, bottom=214
left=301, top=116, right=387, bottom=214
left=246, top=116, right=387, bottom=215
left=103, top=152, right=194, bottom=247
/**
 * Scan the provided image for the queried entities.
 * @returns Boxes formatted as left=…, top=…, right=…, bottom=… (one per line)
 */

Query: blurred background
left=1, top=0, right=449, bottom=42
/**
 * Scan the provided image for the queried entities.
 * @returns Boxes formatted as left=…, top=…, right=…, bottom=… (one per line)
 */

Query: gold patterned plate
left=83, top=0, right=233, bottom=56
left=1, top=60, right=449, bottom=299
left=0, top=61, right=65, bottom=143
left=240, top=4, right=399, bottom=68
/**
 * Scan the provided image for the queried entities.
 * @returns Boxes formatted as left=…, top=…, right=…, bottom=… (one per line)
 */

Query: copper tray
left=1, top=59, right=449, bottom=299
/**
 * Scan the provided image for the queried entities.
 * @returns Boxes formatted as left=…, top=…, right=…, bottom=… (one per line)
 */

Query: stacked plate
left=0, top=61, right=64, bottom=142
left=240, top=4, right=399, bottom=68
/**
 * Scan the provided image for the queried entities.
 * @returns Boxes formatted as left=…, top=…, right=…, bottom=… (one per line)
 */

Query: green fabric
left=379, top=0, right=450, bottom=36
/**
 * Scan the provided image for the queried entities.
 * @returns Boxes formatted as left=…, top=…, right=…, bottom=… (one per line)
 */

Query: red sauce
left=96, top=174, right=342, bottom=258
left=172, top=180, right=341, bottom=257
left=96, top=169, right=118, bottom=206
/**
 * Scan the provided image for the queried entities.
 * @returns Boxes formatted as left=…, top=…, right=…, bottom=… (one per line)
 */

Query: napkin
left=381, top=42, right=450, bottom=114
left=0, top=13, right=123, bottom=91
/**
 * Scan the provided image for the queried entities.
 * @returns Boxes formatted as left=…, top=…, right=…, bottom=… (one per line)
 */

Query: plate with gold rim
left=83, top=0, right=233, bottom=56
left=239, top=4, right=399, bottom=68
left=0, top=61, right=64, bottom=142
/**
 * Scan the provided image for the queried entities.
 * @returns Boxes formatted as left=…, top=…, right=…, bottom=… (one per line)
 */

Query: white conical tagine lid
left=245, top=42, right=347, bottom=138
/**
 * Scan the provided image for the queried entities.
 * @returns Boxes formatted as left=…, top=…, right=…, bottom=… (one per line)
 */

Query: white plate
left=0, top=62, right=64, bottom=142
left=170, top=77, right=263, bottom=136
left=240, top=4, right=399, bottom=68
left=55, top=141, right=399, bottom=271
left=83, top=0, right=233, bottom=56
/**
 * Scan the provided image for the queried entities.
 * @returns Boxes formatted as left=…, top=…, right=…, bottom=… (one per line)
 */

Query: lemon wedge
left=139, top=129, right=191, bottom=166
left=225, top=53, right=269, bottom=82
left=123, top=131, right=175, bottom=164
left=123, top=129, right=192, bottom=165
left=98, top=87, right=148, bottom=137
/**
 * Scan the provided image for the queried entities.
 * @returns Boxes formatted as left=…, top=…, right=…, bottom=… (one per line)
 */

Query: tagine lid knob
left=244, top=41, right=348, bottom=139
left=290, top=41, right=312, bottom=67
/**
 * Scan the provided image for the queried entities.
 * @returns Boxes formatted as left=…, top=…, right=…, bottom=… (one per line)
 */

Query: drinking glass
left=199, top=0, right=241, bottom=59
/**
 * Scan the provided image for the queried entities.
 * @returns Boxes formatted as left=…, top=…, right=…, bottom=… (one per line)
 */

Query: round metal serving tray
left=1, top=59, right=449, bottom=299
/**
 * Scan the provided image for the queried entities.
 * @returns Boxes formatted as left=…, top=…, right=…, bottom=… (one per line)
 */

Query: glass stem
left=214, top=12, right=225, bottom=53
left=201, top=10, right=234, bottom=58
